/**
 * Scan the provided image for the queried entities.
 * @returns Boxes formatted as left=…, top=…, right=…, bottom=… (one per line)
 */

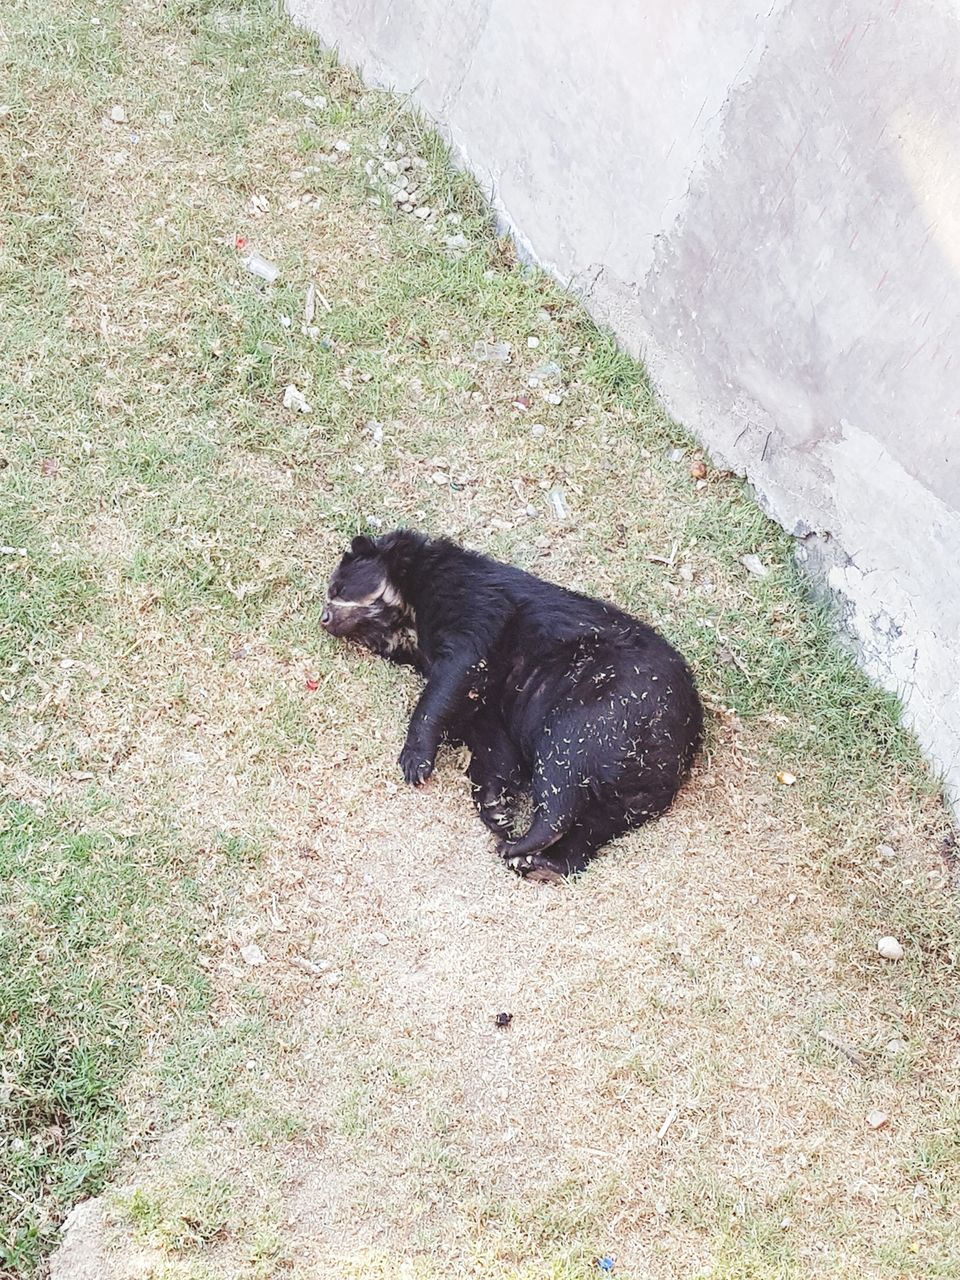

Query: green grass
left=0, top=804, right=209, bottom=1272
left=0, top=0, right=956, bottom=1277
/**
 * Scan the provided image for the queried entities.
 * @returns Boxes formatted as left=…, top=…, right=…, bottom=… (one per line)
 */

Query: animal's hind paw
left=504, top=852, right=566, bottom=885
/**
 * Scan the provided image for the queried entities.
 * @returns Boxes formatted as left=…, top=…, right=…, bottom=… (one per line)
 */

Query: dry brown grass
left=2, top=2, right=958, bottom=1278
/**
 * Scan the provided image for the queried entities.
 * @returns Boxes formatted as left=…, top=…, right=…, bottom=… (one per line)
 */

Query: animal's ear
left=350, top=535, right=377, bottom=558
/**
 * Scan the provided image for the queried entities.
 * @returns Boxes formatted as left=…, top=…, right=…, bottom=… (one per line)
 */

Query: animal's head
left=321, top=534, right=410, bottom=655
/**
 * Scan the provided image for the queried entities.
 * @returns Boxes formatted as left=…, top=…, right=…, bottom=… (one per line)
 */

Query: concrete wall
left=289, top=0, right=960, bottom=809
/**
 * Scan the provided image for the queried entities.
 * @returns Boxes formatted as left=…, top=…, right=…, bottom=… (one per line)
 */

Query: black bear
left=321, top=530, right=703, bottom=882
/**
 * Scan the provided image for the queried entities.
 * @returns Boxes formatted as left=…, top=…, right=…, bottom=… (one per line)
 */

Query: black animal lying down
left=322, top=530, right=703, bottom=882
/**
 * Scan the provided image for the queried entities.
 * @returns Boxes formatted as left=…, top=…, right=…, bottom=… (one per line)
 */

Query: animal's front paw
left=398, top=738, right=435, bottom=786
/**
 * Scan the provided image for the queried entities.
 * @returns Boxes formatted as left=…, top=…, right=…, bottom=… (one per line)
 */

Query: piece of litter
left=776, top=770, right=797, bottom=786
left=689, top=458, right=707, bottom=480
left=0, top=546, right=27, bottom=557
left=531, top=423, right=546, bottom=438
left=668, top=446, right=685, bottom=462
left=290, top=955, right=329, bottom=977
left=109, top=104, right=126, bottom=123
left=866, top=1109, right=889, bottom=1130
left=282, top=384, right=312, bottom=414
left=494, top=1012, right=513, bottom=1028
left=472, top=340, right=511, bottom=363
left=531, top=360, right=562, bottom=382
left=527, top=335, right=540, bottom=348
left=877, top=936, right=904, bottom=961
left=304, top=282, right=316, bottom=324
left=596, top=1258, right=615, bottom=1274
left=279, top=314, right=291, bottom=328
left=243, top=252, right=280, bottom=283
left=240, top=943, right=265, bottom=967
left=740, top=553, right=769, bottom=578
left=304, top=676, right=319, bottom=691
left=333, top=138, right=350, bottom=153
left=549, top=487, right=568, bottom=521
left=657, top=1107, right=678, bottom=1140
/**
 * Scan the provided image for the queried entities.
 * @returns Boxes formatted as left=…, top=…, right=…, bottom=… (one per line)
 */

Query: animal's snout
left=320, top=605, right=332, bottom=628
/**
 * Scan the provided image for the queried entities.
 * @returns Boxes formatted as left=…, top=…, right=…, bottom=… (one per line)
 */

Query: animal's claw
left=398, top=740, right=435, bottom=786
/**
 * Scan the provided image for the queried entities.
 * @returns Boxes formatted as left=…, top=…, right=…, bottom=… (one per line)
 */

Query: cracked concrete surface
left=288, top=0, right=960, bottom=808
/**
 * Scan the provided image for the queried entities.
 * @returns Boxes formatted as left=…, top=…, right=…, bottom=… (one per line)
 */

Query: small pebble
left=371, top=931, right=389, bottom=946
left=413, top=206, right=432, bottom=220
left=333, top=138, right=350, bottom=153
left=741, top=553, right=769, bottom=578
left=240, top=943, right=265, bottom=967
left=325, top=971, right=342, bottom=987
left=866, top=1109, right=889, bottom=1130
left=885, top=1037, right=907, bottom=1055
left=531, top=423, right=546, bottom=437
left=877, top=936, right=904, bottom=961
left=876, top=843, right=896, bottom=859
left=109, top=104, right=127, bottom=123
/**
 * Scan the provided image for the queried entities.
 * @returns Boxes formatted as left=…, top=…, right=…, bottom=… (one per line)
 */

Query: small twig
left=814, top=1029, right=868, bottom=1070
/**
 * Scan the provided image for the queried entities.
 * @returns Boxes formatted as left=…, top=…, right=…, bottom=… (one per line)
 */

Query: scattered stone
left=282, top=384, right=312, bottom=414
left=531, top=360, right=562, bottom=382
left=431, top=471, right=448, bottom=485
left=527, top=335, right=540, bottom=349
left=740, top=553, right=769, bottom=578
left=109, top=104, right=126, bottom=123
left=444, top=233, right=470, bottom=251
left=240, top=942, right=265, bottom=967
left=414, top=205, right=432, bottom=220
left=324, top=970, right=342, bottom=987
left=333, top=138, right=350, bottom=153
left=885, top=1037, right=907, bottom=1055
left=876, top=843, right=896, bottom=859
left=689, top=458, right=707, bottom=480
left=668, top=446, right=685, bottom=462
left=877, top=936, right=905, bottom=961
left=679, top=565, right=695, bottom=582
left=866, top=1109, right=890, bottom=1130
left=304, top=282, right=316, bottom=324
left=371, top=931, right=389, bottom=946
left=545, top=391, right=563, bottom=405
left=472, top=340, right=512, bottom=363
left=531, top=423, right=546, bottom=437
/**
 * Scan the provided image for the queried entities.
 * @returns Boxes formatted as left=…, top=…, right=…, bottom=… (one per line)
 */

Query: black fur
left=322, top=531, right=703, bottom=882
